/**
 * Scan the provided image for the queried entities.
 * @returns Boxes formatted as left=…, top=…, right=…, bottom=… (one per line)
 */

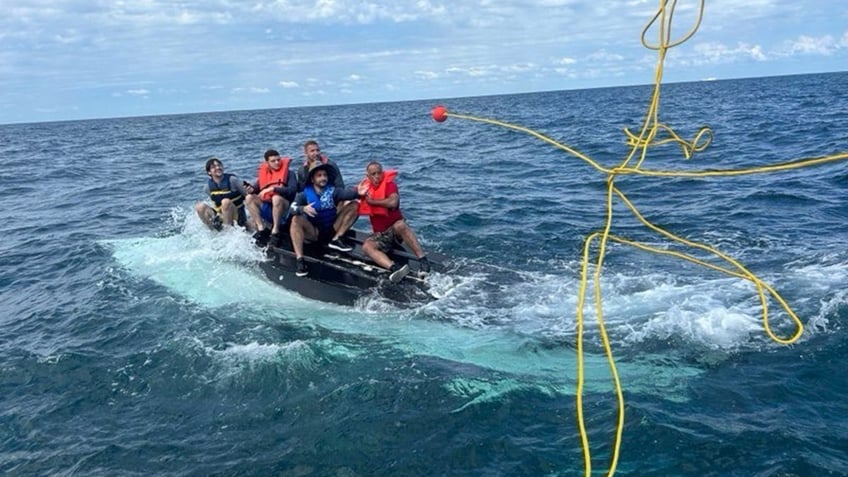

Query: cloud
left=445, top=65, right=497, bottom=77
left=503, top=63, right=537, bottom=73
left=250, top=0, right=446, bottom=24
left=414, top=70, right=440, bottom=80
left=783, top=35, right=840, bottom=56
left=587, top=50, right=624, bottom=62
left=1, top=0, right=846, bottom=123
left=675, top=30, right=846, bottom=69
left=231, top=87, right=270, bottom=94
left=685, top=41, right=768, bottom=65
left=127, top=89, right=150, bottom=95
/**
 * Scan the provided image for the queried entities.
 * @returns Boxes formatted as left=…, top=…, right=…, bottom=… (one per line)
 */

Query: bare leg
left=332, top=201, right=359, bottom=240
left=195, top=202, right=218, bottom=230
left=290, top=216, right=318, bottom=258
left=244, top=194, right=266, bottom=232
left=393, top=220, right=426, bottom=258
left=290, top=216, right=306, bottom=257
left=271, top=196, right=290, bottom=234
left=219, top=199, right=237, bottom=226
left=362, top=239, right=393, bottom=270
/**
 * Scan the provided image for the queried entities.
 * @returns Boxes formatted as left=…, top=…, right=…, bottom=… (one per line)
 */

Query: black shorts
left=316, top=225, right=335, bottom=244
left=236, top=206, right=247, bottom=227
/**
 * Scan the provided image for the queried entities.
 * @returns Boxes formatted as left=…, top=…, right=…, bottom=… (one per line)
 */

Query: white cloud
left=445, top=65, right=497, bottom=77
left=587, top=50, right=625, bottom=62
left=784, top=35, right=839, bottom=55
left=687, top=41, right=768, bottom=65
left=502, top=63, right=537, bottom=73
left=127, top=89, right=150, bottom=95
left=231, top=87, right=269, bottom=94
left=250, top=0, right=446, bottom=24
left=415, top=70, right=440, bottom=80
left=0, top=0, right=846, bottom=123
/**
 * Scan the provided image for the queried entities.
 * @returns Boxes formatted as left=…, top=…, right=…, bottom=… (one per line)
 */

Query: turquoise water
left=1, top=72, right=847, bottom=476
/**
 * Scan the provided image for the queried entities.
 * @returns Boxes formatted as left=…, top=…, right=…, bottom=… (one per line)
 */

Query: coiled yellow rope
left=432, top=0, right=848, bottom=475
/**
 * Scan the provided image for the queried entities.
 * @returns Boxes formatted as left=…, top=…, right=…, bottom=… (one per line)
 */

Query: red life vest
left=357, top=169, right=398, bottom=216
left=257, top=158, right=291, bottom=202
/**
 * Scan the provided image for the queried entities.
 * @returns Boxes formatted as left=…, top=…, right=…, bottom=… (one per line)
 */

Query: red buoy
left=431, top=105, right=448, bottom=122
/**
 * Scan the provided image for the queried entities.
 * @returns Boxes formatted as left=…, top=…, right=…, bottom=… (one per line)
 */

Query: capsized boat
left=259, top=229, right=446, bottom=306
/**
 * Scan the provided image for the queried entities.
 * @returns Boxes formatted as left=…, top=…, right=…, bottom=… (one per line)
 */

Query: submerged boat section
left=259, top=229, right=446, bottom=306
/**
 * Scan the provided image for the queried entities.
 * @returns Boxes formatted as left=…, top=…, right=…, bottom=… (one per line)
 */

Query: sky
left=1, top=0, right=846, bottom=124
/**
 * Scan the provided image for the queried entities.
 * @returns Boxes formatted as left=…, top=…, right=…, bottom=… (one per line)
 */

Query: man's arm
left=231, top=175, right=252, bottom=196
left=334, top=186, right=360, bottom=203
left=273, top=168, right=298, bottom=200
left=291, top=191, right=307, bottom=207
left=329, top=161, right=345, bottom=189
left=295, top=166, right=309, bottom=191
left=290, top=191, right=318, bottom=217
left=364, top=182, right=399, bottom=209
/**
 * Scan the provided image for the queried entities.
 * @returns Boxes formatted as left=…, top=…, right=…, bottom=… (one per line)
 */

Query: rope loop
left=431, top=1, right=847, bottom=475
left=624, top=124, right=714, bottom=160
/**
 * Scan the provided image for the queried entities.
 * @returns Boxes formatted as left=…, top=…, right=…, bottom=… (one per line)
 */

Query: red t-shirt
left=369, top=181, right=404, bottom=233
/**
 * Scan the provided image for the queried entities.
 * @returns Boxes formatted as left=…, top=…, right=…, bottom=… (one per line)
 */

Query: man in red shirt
left=357, top=161, right=430, bottom=282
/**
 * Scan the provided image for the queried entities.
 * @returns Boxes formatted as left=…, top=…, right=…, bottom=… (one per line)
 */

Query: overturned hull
left=259, top=229, right=445, bottom=306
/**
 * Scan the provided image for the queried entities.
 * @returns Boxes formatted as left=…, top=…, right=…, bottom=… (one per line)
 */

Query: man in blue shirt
left=289, top=162, right=360, bottom=276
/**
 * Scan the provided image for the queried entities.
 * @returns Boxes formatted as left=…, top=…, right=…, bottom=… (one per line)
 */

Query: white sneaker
left=388, top=264, right=410, bottom=283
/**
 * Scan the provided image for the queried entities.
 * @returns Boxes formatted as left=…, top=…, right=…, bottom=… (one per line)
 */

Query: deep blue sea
left=1, top=72, right=847, bottom=476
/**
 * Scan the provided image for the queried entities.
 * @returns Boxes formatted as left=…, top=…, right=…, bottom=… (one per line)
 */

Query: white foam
left=104, top=209, right=847, bottom=401
left=214, top=340, right=320, bottom=371
left=103, top=228, right=705, bottom=400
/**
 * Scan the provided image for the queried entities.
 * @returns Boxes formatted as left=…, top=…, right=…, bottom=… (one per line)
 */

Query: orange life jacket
left=357, top=169, right=398, bottom=216
left=257, top=158, right=291, bottom=202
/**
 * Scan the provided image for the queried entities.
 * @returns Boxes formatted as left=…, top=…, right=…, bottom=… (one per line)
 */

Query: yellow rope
left=433, top=0, right=848, bottom=475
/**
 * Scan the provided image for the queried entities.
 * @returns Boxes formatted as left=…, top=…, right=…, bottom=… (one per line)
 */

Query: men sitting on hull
left=296, top=139, right=358, bottom=251
left=296, top=140, right=345, bottom=190
left=195, top=157, right=255, bottom=231
left=357, top=161, right=429, bottom=281
left=245, top=149, right=297, bottom=247
left=289, top=162, right=360, bottom=277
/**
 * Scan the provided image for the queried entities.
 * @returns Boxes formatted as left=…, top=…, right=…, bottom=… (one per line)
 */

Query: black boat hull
left=259, top=228, right=444, bottom=306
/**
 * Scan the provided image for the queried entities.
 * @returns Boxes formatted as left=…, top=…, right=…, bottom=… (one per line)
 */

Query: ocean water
left=1, top=71, right=847, bottom=476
